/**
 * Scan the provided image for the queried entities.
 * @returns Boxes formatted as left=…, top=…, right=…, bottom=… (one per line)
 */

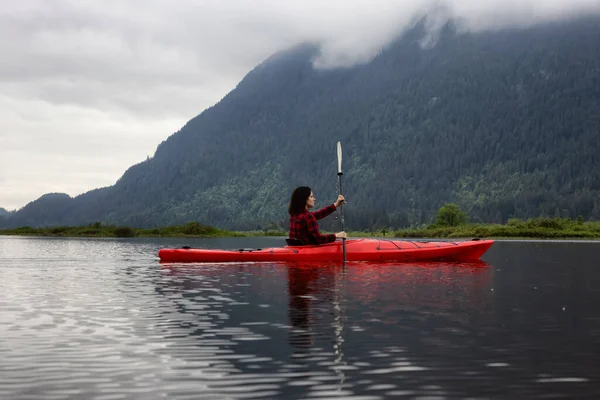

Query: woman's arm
left=312, top=195, right=345, bottom=220
left=311, top=204, right=337, bottom=221
left=306, top=213, right=336, bottom=244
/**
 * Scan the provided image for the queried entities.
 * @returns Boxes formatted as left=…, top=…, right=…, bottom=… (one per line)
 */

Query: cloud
left=1, top=0, right=599, bottom=210
left=0, top=93, right=183, bottom=209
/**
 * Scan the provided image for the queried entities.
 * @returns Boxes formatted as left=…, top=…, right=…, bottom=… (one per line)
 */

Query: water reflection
left=286, top=261, right=493, bottom=346
left=284, top=261, right=495, bottom=397
left=154, top=261, right=496, bottom=398
left=287, top=264, right=338, bottom=352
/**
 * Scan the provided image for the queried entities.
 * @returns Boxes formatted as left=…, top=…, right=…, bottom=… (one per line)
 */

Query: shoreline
left=1, top=234, right=599, bottom=242
left=1, top=217, right=599, bottom=240
left=1, top=226, right=599, bottom=241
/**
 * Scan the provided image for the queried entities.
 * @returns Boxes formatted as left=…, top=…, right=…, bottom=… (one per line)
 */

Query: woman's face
left=305, top=192, right=316, bottom=209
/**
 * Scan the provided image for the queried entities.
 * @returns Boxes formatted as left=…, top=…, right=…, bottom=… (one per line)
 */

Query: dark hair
left=288, top=186, right=312, bottom=215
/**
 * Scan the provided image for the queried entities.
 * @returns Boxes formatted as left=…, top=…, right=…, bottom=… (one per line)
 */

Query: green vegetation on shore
left=0, top=222, right=241, bottom=238
left=2, top=218, right=600, bottom=240
left=1, top=205, right=599, bottom=240
left=230, top=204, right=600, bottom=239
left=392, top=218, right=600, bottom=239
left=391, top=204, right=600, bottom=239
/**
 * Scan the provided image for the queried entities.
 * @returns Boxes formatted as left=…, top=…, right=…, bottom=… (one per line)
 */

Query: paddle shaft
left=338, top=172, right=346, bottom=263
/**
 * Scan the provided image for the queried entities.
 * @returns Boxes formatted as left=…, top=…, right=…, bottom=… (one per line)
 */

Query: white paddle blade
left=337, top=141, right=343, bottom=174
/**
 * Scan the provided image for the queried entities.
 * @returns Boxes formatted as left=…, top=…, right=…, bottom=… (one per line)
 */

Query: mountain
left=0, top=207, right=13, bottom=217
left=3, top=17, right=600, bottom=230
left=3, top=193, right=73, bottom=227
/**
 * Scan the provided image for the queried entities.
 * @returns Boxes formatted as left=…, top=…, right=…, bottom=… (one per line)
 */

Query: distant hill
left=2, top=17, right=600, bottom=230
left=4, top=193, right=74, bottom=227
left=0, top=207, right=14, bottom=227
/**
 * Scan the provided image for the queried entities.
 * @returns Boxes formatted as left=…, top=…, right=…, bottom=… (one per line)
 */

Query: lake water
left=1, top=236, right=599, bottom=399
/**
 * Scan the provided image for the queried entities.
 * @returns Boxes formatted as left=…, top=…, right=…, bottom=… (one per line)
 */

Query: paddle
left=337, top=141, right=346, bottom=264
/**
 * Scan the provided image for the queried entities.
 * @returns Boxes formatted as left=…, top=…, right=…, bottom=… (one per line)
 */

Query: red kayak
left=158, top=238, right=493, bottom=263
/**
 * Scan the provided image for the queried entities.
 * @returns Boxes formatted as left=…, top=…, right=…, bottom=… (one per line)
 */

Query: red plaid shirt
left=289, top=204, right=337, bottom=245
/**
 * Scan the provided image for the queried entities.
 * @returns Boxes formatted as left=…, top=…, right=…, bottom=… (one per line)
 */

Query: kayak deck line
left=374, top=239, right=463, bottom=250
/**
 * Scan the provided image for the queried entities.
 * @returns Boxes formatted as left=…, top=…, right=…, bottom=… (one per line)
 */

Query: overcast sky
left=1, top=0, right=599, bottom=211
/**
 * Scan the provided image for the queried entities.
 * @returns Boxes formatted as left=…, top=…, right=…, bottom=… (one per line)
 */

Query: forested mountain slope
left=3, top=17, right=599, bottom=230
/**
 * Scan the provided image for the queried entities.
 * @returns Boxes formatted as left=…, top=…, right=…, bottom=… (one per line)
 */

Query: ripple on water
left=1, top=237, right=600, bottom=399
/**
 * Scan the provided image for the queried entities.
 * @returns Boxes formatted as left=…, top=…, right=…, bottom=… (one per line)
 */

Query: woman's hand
left=334, top=195, right=346, bottom=208
left=335, top=231, right=347, bottom=239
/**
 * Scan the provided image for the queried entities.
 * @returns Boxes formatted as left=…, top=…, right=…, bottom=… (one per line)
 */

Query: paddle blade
left=337, top=141, right=343, bottom=174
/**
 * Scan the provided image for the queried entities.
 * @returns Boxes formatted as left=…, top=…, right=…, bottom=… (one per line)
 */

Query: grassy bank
left=392, top=218, right=600, bottom=239
left=2, top=217, right=599, bottom=240
left=252, top=218, right=600, bottom=240
left=0, top=222, right=241, bottom=238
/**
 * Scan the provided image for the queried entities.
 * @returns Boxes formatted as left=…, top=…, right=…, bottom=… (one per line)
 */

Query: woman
left=288, top=186, right=347, bottom=245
